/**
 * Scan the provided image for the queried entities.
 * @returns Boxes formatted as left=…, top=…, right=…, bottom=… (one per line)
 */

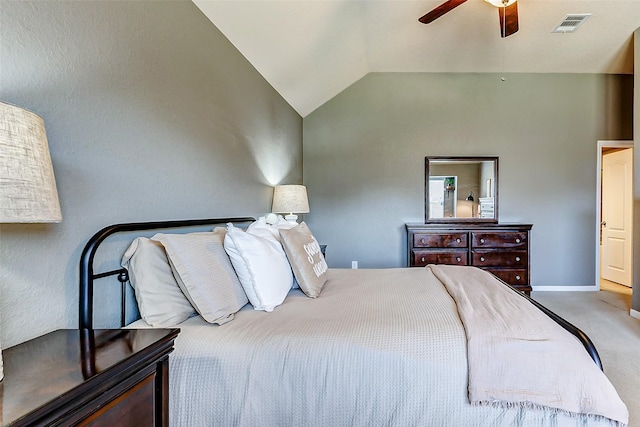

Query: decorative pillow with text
left=279, top=222, right=328, bottom=298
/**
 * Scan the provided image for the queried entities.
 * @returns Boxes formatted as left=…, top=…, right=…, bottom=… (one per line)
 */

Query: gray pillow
left=121, top=237, right=196, bottom=327
left=151, top=230, right=248, bottom=325
left=279, top=222, right=328, bottom=298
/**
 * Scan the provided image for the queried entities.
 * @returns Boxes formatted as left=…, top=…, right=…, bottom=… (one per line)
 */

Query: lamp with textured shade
left=272, top=185, right=309, bottom=224
left=0, top=102, right=62, bottom=381
left=0, top=101, right=62, bottom=223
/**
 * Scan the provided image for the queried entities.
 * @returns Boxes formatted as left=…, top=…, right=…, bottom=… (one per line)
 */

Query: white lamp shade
left=0, top=102, right=62, bottom=223
left=272, top=185, right=309, bottom=214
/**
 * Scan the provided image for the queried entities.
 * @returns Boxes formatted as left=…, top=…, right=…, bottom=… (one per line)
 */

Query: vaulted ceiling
left=193, top=1, right=639, bottom=117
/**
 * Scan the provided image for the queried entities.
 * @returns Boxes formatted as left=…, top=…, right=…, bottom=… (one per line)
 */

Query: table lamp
left=0, top=101, right=63, bottom=380
left=271, top=185, right=309, bottom=224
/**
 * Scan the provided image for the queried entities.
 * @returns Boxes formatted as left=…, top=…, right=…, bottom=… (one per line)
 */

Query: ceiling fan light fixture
left=485, top=0, right=516, bottom=7
left=419, top=0, right=518, bottom=38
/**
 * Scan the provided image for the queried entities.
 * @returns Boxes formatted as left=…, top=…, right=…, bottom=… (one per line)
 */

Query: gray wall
left=303, top=73, right=633, bottom=288
left=0, top=1, right=302, bottom=347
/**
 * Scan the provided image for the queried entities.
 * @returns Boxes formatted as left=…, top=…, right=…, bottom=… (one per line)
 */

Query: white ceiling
left=193, top=1, right=640, bottom=117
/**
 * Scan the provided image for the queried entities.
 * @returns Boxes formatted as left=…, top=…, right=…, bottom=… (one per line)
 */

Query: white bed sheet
left=129, top=267, right=623, bottom=427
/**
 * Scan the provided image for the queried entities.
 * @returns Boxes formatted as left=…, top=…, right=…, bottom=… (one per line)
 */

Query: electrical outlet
left=352, top=261, right=358, bottom=269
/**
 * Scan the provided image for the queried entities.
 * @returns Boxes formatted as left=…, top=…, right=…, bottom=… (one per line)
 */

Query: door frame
left=595, top=140, right=634, bottom=289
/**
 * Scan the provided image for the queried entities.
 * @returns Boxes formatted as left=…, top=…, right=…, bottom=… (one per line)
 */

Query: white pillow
left=247, top=216, right=299, bottom=289
left=121, top=237, right=195, bottom=327
left=247, top=215, right=296, bottom=240
left=151, top=230, right=248, bottom=325
left=223, top=222, right=293, bottom=312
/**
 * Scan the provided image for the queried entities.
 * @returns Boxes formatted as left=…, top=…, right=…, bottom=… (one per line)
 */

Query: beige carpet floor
left=532, top=283, right=640, bottom=426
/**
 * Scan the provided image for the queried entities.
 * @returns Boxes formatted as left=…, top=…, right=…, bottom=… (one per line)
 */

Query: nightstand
left=0, top=328, right=179, bottom=426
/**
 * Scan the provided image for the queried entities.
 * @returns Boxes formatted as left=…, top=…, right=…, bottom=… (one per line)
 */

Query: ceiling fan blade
left=419, top=0, right=468, bottom=24
left=498, top=2, right=519, bottom=37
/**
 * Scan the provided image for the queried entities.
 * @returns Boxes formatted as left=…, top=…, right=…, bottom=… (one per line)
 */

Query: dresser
left=406, top=223, right=533, bottom=294
left=0, top=328, right=179, bottom=426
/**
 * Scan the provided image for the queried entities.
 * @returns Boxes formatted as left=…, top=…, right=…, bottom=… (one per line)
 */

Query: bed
left=78, top=217, right=628, bottom=427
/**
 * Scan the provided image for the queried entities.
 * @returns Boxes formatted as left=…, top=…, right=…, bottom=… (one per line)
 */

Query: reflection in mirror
left=425, top=157, right=498, bottom=223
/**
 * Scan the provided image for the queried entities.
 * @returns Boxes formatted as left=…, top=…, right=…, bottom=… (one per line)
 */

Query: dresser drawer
left=412, top=250, right=468, bottom=267
left=413, top=233, right=467, bottom=248
left=485, top=268, right=528, bottom=286
left=472, top=250, right=527, bottom=267
left=471, top=232, right=527, bottom=248
left=78, top=372, right=155, bottom=426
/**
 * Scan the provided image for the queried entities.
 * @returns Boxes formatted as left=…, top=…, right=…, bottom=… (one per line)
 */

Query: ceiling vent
left=552, top=14, right=591, bottom=33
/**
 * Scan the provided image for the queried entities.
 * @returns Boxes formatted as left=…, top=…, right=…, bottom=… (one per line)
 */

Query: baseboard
left=532, top=285, right=599, bottom=292
left=631, top=309, right=640, bottom=320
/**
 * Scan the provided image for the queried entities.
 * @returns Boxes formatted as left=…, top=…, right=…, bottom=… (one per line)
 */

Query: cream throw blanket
left=429, top=265, right=629, bottom=426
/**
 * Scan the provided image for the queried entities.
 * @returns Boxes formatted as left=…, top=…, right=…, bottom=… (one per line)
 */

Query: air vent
left=552, top=14, right=591, bottom=33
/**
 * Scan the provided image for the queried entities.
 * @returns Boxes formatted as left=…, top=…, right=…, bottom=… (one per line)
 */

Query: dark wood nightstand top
left=0, top=328, right=179, bottom=426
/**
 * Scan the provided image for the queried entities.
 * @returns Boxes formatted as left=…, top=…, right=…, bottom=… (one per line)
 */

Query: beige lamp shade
left=272, top=185, right=309, bottom=223
left=0, top=102, right=62, bottom=223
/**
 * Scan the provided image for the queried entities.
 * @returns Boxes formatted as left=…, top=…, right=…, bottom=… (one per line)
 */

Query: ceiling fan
left=419, top=0, right=519, bottom=38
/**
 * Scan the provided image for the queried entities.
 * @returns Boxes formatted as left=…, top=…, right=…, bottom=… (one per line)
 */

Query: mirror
left=425, top=156, right=498, bottom=223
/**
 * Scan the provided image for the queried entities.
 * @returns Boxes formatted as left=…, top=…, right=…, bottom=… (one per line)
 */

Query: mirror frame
left=425, top=156, right=499, bottom=224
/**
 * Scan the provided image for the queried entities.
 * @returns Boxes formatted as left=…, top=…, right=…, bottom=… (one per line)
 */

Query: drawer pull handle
left=456, top=238, right=461, bottom=243
left=420, top=238, right=425, bottom=244
left=421, top=257, right=425, bottom=263
left=480, top=238, right=485, bottom=244
left=515, top=275, right=521, bottom=281
left=456, top=257, right=461, bottom=262
left=515, top=238, right=521, bottom=243
left=515, top=256, right=521, bottom=262
left=479, top=257, right=485, bottom=262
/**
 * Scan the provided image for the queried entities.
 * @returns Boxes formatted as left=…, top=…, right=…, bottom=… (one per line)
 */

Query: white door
left=601, top=148, right=633, bottom=287
left=429, top=178, right=444, bottom=218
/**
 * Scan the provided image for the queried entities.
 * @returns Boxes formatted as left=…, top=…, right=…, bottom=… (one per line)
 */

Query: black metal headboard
left=79, top=217, right=255, bottom=330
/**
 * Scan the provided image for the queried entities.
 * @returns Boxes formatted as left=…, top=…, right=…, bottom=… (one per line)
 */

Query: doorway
left=596, top=140, right=634, bottom=290
left=429, top=176, right=457, bottom=218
